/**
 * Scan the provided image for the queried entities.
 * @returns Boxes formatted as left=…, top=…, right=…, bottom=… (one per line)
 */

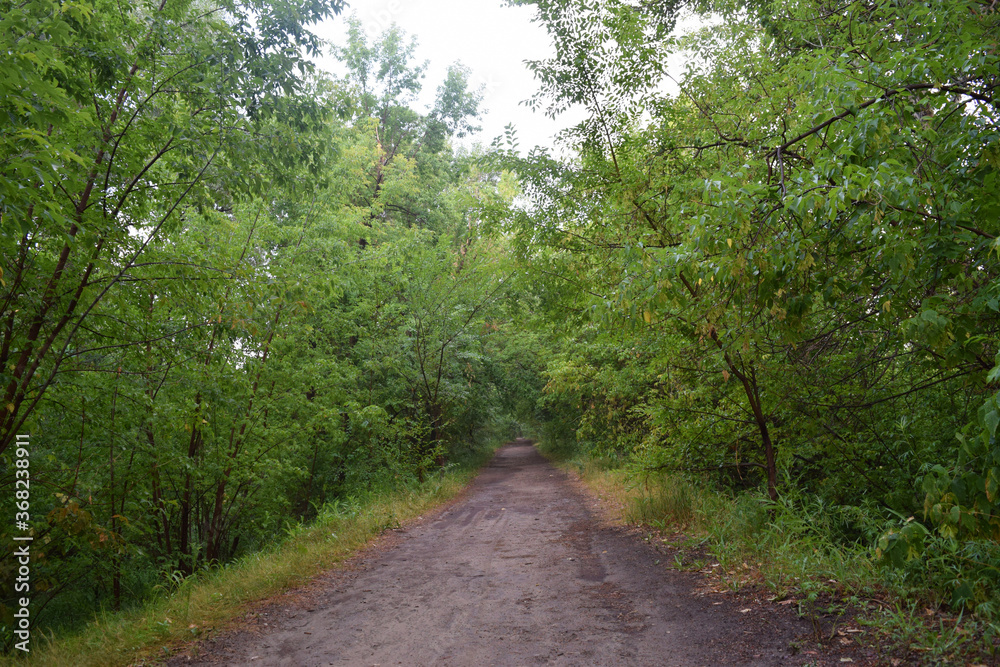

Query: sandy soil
left=170, top=441, right=873, bottom=666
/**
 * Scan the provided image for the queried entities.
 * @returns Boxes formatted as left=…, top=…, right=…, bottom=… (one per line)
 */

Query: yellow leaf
left=722, top=369, right=730, bottom=382
left=643, top=310, right=653, bottom=324
left=727, top=238, right=732, bottom=248
left=882, top=300, right=891, bottom=312
left=6, top=403, right=14, bottom=413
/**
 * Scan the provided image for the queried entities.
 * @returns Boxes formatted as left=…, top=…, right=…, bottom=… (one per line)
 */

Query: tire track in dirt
left=172, top=441, right=867, bottom=666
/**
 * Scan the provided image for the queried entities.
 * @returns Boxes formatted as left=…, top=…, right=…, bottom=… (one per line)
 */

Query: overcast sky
left=313, top=0, right=586, bottom=153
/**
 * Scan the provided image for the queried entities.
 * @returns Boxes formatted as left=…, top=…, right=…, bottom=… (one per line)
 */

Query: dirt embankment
left=171, top=442, right=871, bottom=666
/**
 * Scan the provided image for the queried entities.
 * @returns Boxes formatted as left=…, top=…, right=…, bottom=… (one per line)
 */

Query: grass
left=6, top=464, right=485, bottom=667
left=541, top=446, right=1000, bottom=665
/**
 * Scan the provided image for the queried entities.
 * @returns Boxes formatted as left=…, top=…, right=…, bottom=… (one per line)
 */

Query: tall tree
left=495, top=0, right=999, bottom=516
left=0, top=0, right=344, bottom=456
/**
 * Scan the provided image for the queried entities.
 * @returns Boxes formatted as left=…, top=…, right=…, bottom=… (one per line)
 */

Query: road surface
left=174, top=441, right=867, bottom=666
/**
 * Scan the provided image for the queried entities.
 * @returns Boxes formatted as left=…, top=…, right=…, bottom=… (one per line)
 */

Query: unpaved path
left=174, top=442, right=870, bottom=666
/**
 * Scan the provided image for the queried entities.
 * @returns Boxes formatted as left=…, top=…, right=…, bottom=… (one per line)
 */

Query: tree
left=0, top=0, right=344, bottom=457
left=496, top=0, right=999, bottom=518
left=1, top=0, right=350, bottom=634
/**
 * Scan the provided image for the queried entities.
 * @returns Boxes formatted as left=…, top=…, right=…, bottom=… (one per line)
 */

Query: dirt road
left=175, top=442, right=867, bottom=666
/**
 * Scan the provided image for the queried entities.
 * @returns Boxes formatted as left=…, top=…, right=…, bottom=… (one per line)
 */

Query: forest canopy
left=2, top=0, right=1000, bottom=651
left=0, top=0, right=529, bottom=639
left=492, top=0, right=1000, bottom=616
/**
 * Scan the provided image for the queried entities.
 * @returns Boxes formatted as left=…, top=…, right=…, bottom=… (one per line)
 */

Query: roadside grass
left=11, top=461, right=490, bottom=667
left=541, top=446, right=1000, bottom=665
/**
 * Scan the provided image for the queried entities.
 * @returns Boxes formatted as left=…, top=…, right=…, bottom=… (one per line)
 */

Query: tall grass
left=615, top=471, right=883, bottom=598
left=562, top=461, right=1000, bottom=662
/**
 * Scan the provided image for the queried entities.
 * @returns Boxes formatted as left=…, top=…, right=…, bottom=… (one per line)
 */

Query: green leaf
left=985, top=409, right=1000, bottom=439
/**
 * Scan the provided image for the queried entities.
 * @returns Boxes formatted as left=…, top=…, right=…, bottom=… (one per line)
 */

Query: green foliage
left=5, top=0, right=998, bottom=652
left=491, top=0, right=1000, bottom=625
left=0, top=7, right=537, bottom=651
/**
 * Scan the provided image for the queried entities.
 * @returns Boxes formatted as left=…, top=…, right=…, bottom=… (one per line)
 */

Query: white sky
left=314, top=0, right=586, bottom=153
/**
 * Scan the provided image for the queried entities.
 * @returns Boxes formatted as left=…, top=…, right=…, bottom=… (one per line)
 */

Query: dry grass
left=559, top=458, right=709, bottom=532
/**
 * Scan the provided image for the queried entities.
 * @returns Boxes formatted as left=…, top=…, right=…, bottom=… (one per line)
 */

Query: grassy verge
left=542, top=448, right=1000, bottom=665
left=9, top=463, right=487, bottom=667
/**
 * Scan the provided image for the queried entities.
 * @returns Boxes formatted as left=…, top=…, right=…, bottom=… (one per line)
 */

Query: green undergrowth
left=540, top=444, right=1000, bottom=664
left=8, top=455, right=494, bottom=667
